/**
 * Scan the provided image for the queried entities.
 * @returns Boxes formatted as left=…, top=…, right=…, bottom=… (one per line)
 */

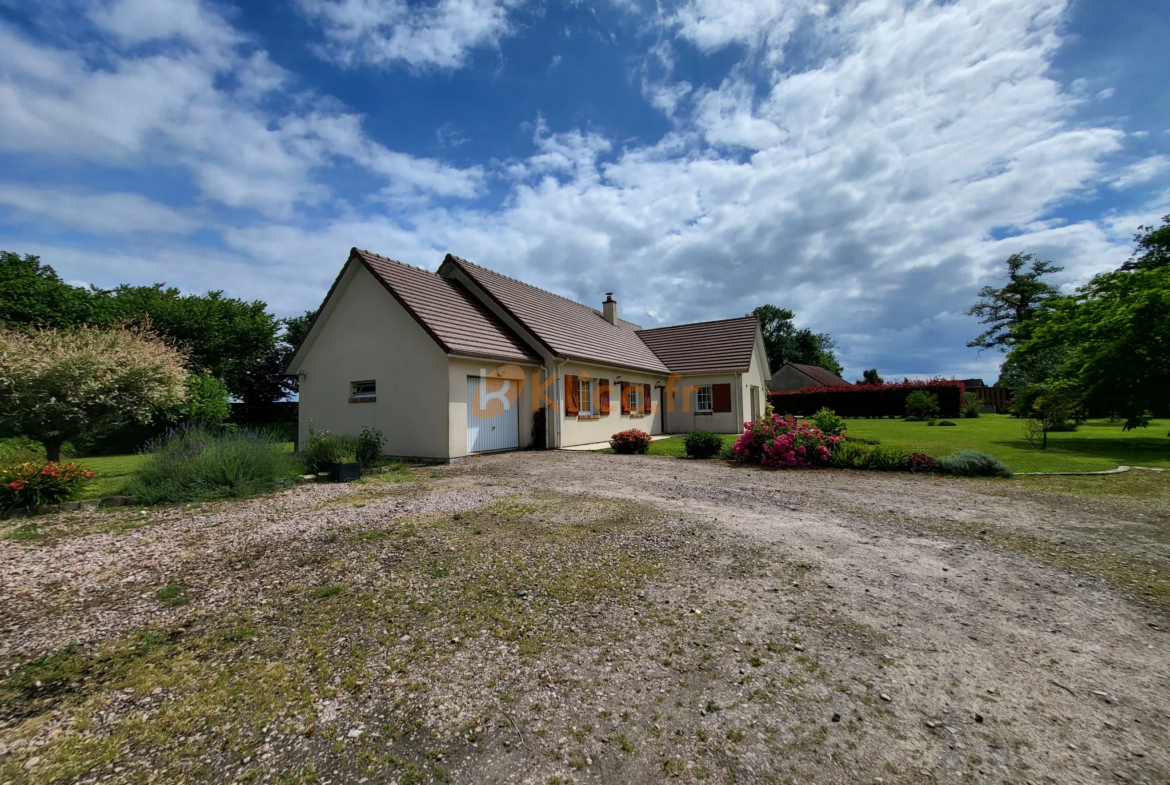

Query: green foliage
left=0, top=252, right=100, bottom=328
left=966, top=253, right=1065, bottom=352
left=683, top=430, right=724, bottom=459
left=996, top=344, right=1066, bottom=389
left=810, top=407, right=847, bottom=436
left=301, top=423, right=385, bottom=472
left=861, top=368, right=883, bottom=385
left=903, top=390, right=940, bottom=421
left=963, top=393, right=982, bottom=418
left=828, top=442, right=907, bottom=471
left=125, top=425, right=300, bottom=505
left=181, top=372, right=231, bottom=423
left=936, top=450, right=1013, bottom=478
left=0, top=436, right=42, bottom=464
left=1, top=461, right=96, bottom=509
left=1020, top=265, right=1169, bottom=431
left=749, top=304, right=842, bottom=376
left=0, top=325, right=189, bottom=461
left=1120, top=215, right=1170, bottom=271
left=1011, top=380, right=1083, bottom=450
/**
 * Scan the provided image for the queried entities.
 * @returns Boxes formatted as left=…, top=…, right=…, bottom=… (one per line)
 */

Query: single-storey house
left=767, top=362, right=853, bottom=392
left=286, top=248, right=772, bottom=461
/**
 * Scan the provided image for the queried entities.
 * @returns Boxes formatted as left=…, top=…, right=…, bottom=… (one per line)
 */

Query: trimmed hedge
left=771, top=379, right=966, bottom=419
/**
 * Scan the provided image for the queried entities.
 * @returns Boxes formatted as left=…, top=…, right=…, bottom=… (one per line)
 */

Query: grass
left=839, top=416, right=1169, bottom=474
left=76, top=454, right=149, bottom=498
left=603, top=417, right=1169, bottom=474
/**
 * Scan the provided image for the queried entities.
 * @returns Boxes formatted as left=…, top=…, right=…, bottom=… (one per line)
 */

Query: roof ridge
left=447, top=255, right=614, bottom=322
left=355, top=248, right=440, bottom=278
left=636, top=315, right=758, bottom=334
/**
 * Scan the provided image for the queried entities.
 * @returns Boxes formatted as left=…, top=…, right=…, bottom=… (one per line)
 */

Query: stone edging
left=1015, top=465, right=1166, bottom=477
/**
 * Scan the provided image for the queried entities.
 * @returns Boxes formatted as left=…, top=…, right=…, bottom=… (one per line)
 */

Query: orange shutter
left=599, top=379, right=611, bottom=414
left=565, top=374, right=579, bottom=416
left=643, top=384, right=652, bottom=414
left=713, top=383, right=732, bottom=413
left=620, top=382, right=630, bottom=414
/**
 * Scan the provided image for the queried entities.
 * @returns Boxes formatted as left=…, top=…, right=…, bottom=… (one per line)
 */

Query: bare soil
left=1, top=452, right=1167, bottom=785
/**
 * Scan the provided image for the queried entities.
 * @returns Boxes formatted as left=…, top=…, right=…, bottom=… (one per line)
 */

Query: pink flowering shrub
left=731, top=416, right=842, bottom=469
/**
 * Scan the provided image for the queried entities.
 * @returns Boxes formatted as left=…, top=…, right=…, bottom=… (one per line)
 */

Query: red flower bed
left=1, top=461, right=97, bottom=509
left=907, top=453, right=938, bottom=474
left=770, top=378, right=966, bottom=419
left=730, top=416, right=842, bottom=469
left=610, top=429, right=652, bottom=455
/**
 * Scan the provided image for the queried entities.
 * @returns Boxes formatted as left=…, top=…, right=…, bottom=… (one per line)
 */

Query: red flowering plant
left=610, top=429, right=652, bottom=455
left=1, top=461, right=97, bottom=510
left=907, top=453, right=938, bottom=474
left=731, top=417, right=842, bottom=469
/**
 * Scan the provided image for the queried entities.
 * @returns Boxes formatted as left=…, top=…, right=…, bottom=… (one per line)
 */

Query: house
left=286, top=248, right=771, bottom=461
left=767, top=362, right=853, bottom=392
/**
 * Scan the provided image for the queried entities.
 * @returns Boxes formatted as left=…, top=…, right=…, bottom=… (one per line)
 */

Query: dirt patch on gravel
left=1, top=453, right=1167, bottom=785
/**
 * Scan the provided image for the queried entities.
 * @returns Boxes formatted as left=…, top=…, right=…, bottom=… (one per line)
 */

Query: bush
left=611, top=429, right=652, bottom=455
left=356, top=426, right=386, bottom=464
left=771, top=378, right=966, bottom=419
left=937, top=420, right=957, bottom=427
left=963, top=392, right=982, bottom=419
left=301, top=422, right=386, bottom=472
left=1, top=461, right=96, bottom=509
left=936, top=450, right=1013, bottom=478
left=810, top=407, right=847, bottom=436
left=907, top=453, right=938, bottom=474
left=732, top=418, right=840, bottom=468
left=126, top=425, right=300, bottom=505
left=904, top=390, right=940, bottom=421
left=827, top=442, right=907, bottom=471
left=684, top=430, right=724, bottom=459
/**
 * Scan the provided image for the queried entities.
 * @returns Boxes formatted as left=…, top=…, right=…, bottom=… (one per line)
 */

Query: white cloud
left=1109, top=155, right=1170, bottom=190
left=298, top=0, right=522, bottom=70
left=0, top=0, right=482, bottom=218
left=0, top=183, right=201, bottom=235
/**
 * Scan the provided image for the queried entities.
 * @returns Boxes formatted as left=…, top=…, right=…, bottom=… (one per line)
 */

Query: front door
left=750, top=385, right=760, bottom=422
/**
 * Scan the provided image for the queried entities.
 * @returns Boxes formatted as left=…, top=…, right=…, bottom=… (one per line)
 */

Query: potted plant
left=330, top=450, right=361, bottom=482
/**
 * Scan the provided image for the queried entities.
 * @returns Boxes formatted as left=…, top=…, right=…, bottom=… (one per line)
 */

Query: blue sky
left=1, top=0, right=1166, bottom=382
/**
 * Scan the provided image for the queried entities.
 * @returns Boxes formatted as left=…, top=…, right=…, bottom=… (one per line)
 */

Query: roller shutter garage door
left=467, top=376, right=519, bottom=453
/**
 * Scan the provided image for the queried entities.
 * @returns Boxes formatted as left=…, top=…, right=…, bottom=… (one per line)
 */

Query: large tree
left=1120, top=215, right=1170, bottom=271
left=750, top=304, right=843, bottom=376
left=966, top=253, right=1064, bottom=353
left=0, top=252, right=104, bottom=329
left=0, top=326, right=189, bottom=461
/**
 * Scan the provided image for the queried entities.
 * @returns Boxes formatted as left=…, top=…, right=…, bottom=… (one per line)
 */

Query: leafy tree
left=1020, top=265, right=1169, bottom=430
left=1120, top=215, right=1170, bottom=271
left=102, top=285, right=279, bottom=400
left=996, top=345, right=1066, bottom=389
left=904, top=390, right=940, bottom=421
left=0, top=252, right=104, bottom=328
left=966, top=253, right=1065, bottom=353
left=1011, top=379, right=1082, bottom=450
left=859, top=368, right=883, bottom=385
left=0, top=326, right=188, bottom=461
left=750, top=305, right=843, bottom=376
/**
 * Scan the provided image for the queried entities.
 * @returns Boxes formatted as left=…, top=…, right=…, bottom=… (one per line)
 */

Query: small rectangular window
left=579, top=378, right=593, bottom=414
left=350, top=380, right=376, bottom=401
left=696, top=385, right=713, bottom=413
left=627, top=385, right=640, bottom=412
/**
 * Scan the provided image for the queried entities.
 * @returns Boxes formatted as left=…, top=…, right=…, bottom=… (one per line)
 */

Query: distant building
left=768, top=362, right=854, bottom=392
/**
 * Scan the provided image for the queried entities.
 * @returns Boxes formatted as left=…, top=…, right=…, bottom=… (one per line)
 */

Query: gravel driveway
left=2, top=451, right=1167, bottom=785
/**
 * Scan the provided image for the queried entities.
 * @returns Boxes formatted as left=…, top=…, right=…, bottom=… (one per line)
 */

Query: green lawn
left=610, top=417, right=1168, bottom=474
left=75, top=453, right=149, bottom=498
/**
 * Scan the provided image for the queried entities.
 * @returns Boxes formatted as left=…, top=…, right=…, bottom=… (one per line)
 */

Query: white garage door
left=467, top=376, right=519, bottom=453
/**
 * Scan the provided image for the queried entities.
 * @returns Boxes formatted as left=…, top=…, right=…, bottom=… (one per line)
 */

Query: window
left=627, top=385, right=641, bottom=413
left=350, top=380, right=376, bottom=402
left=695, top=385, right=713, bottom=413
left=579, top=378, right=593, bottom=414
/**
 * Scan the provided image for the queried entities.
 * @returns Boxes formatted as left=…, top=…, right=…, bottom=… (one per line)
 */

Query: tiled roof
left=442, top=255, right=672, bottom=374
left=355, top=249, right=540, bottom=364
left=785, top=362, right=852, bottom=387
left=636, top=316, right=761, bottom=374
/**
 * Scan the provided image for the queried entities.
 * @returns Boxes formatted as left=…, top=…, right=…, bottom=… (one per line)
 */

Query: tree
left=1011, top=379, right=1082, bottom=450
left=1120, top=215, right=1170, bottom=271
left=101, top=285, right=280, bottom=400
left=1020, top=265, right=1170, bottom=430
left=966, top=253, right=1065, bottom=353
left=995, top=345, right=1066, bottom=389
left=0, top=251, right=104, bottom=329
left=750, top=305, right=843, bottom=376
left=0, top=326, right=188, bottom=461
left=859, top=368, right=884, bottom=385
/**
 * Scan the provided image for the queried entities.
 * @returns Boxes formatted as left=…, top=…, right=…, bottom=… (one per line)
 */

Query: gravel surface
left=1, top=452, right=1167, bottom=785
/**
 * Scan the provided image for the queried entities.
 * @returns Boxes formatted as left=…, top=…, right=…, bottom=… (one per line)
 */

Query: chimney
left=603, top=293, right=617, bottom=325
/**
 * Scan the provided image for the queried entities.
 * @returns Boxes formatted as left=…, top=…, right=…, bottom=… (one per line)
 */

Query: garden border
left=1015, top=465, right=1165, bottom=477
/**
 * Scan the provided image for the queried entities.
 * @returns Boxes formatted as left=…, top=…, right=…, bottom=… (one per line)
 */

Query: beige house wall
left=296, top=264, right=451, bottom=461
left=447, top=358, right=537, bottom=459
left=662, top=373, right=740, bottom=434
left=556, top=360, right=668, bottom=447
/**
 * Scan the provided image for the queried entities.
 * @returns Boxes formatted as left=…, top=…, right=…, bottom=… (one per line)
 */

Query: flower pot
left=329, top=460, right=362, bottom=483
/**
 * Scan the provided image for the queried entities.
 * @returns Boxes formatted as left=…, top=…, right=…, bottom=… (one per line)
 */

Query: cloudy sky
left=1, top=0, right=1166, bottom=381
